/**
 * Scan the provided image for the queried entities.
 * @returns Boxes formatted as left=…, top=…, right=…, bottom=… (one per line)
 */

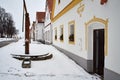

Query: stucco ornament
left=77, top=2, right=85, bottom=17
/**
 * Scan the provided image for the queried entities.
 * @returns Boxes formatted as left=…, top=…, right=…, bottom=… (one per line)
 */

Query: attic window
left=100, top=0, right=108, bottom=5
left=58, top=0, right=60, bottom=4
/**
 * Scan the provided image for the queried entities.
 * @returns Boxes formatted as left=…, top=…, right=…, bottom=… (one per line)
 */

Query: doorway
left=93, top=29, right=104, bottom=77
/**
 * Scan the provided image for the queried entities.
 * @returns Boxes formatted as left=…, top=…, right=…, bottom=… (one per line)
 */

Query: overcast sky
left=0, top=0, right=46, bottom=36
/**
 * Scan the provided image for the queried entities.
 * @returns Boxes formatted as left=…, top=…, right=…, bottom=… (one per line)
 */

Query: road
left=0, top=40, right=18, bottom=48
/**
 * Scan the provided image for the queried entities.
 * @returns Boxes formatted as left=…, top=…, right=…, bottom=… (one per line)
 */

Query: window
left=58, top=0, right=60, bottom=4
left=48, top=30, right=49, bottom=41
left=68, top=21, right=75, bottom=44
left=60, top=25, right=64, bottom=41
left=54, top=28, right=57, bottom=40
left=45, top=32, right=47, bottom=41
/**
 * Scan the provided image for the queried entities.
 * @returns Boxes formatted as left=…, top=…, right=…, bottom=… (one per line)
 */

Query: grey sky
left=0, top=0, right=46, bottom=35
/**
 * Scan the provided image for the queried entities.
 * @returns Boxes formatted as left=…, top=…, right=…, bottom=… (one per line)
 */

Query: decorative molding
left=44, top=23, right=51, bottom=28
left=77, top=2, right=85, bottom=17
left=85, top=16, right=108, bottom=56
left=51, top=0, right=82, bottom=22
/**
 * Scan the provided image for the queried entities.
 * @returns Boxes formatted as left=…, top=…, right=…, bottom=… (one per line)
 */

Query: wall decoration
left=85, top=16, right=108, bottom=56
left=77, top=2, right=85, bottom=17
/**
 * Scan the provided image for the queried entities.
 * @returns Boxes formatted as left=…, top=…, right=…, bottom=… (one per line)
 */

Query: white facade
left=30, top=22, right=35, bottom=40
left=35, top=23, right=44, bottom=42
left=44, top=1, right=53, bottom=44
left=52, top=0, right=120, bottom=78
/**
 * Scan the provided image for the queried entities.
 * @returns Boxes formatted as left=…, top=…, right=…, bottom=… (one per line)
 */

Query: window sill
left=69, top=41, right=75, bottom=44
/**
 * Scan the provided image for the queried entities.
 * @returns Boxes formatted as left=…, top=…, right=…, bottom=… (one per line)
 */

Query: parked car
left=22, top=57, right=31, bottom=68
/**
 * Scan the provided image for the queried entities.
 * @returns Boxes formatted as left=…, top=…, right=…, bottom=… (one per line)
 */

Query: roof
left=36, top=12, right=45, bottom=23
left=47, top=0, right=53, bottom=12
left=45, top=0, right=53, bottom=20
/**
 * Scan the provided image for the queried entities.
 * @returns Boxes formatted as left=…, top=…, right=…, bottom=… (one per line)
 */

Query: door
left=93, top=29, right=104, bottom=76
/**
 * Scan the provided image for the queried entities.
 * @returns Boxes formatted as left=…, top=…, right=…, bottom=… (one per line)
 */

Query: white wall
left=44, top=24, right=52, bottom=43
left=44, top=5, right=52, bottom=43
left=35, top=23, right=44, bottom=41
left=45, top=6, right=51, bottom=26
left=53, top=3, right=87, bottom=59
left=103, top=0, right=120, bottom=74
left=84, top=0, right=120, bottom=74
left=54, top=0, right=72, bottom=17
left=52, top=0, right=120, bottom=74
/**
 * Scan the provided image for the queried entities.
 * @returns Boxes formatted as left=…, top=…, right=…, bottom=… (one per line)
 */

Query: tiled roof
left=36, top=12, right=45, bottom=23
left=45, top=0, right=53, bottom=19
left=47, top=0, right=53, bottom=12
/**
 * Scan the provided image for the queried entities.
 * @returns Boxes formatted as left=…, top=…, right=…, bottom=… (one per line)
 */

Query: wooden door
left=93, top=29, right=104, bottom=76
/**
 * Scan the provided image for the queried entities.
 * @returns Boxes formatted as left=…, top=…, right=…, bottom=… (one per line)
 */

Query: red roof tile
left=47, top=0, right=53, bottom=12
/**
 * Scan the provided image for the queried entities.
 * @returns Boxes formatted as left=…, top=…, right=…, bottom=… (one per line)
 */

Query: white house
left=35, top=12, right=45, bottom=43
left=30, top=21, right=36, bottom=41
left=51, top=0, right=120, bottom=79
left=44, top=0, right=53, bottom=44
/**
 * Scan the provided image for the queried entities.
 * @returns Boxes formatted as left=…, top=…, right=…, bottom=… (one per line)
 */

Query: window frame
left=68, top=20, right=75, bottom=44
left=54, top=28, right=57, bottom=41
left=60, top=25, right=64, bottom=42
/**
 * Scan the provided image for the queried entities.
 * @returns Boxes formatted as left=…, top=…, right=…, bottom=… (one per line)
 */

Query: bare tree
left=0, top=6, right=18, bottom=38
left=0, top=6, right=5, bottom=37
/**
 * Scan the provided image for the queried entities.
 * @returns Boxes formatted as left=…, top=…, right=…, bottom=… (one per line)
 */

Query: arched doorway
left=85, top=16, right=108, bottom=77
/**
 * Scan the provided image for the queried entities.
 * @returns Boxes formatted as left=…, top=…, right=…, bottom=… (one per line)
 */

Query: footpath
left=0, top=39, right=101, bottom=80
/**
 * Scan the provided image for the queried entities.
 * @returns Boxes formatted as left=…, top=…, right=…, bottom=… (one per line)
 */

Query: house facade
left=30, top=21, right=36, bottom=41
left=51, top=0, right=120, bottom=80
left=35, top=12, right=45, bottom=42
left=44, top=0, right=53, bottom=44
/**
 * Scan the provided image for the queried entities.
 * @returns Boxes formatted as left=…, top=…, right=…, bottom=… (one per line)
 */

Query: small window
left=60, top=25, right=64, bottom=41
left=68, top=21, right=75, bottom=44
left=54, top=28, right=57, bottom=40
left=58, top=0, right=60, bottom=4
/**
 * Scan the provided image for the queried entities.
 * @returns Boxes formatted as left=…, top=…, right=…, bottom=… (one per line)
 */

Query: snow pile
left=0, top=39, right=101, bottom=80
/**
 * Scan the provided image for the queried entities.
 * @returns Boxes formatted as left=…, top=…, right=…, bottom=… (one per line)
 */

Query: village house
left=44, top=0, right=53, bottom=44
left=35, top=12, right=45, bottom=43
left=51, top=0, right=120, bottom=80
left=30, top=21, right=36, bottom=41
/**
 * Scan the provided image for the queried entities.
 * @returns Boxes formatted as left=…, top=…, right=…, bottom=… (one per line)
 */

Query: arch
left=85, top=16, right=108, bottom=56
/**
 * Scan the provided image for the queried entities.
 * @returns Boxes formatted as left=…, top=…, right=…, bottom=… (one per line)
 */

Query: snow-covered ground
left=0, top=39, right=101, bottom=80
left=0, top=38, right=15, bottom=42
